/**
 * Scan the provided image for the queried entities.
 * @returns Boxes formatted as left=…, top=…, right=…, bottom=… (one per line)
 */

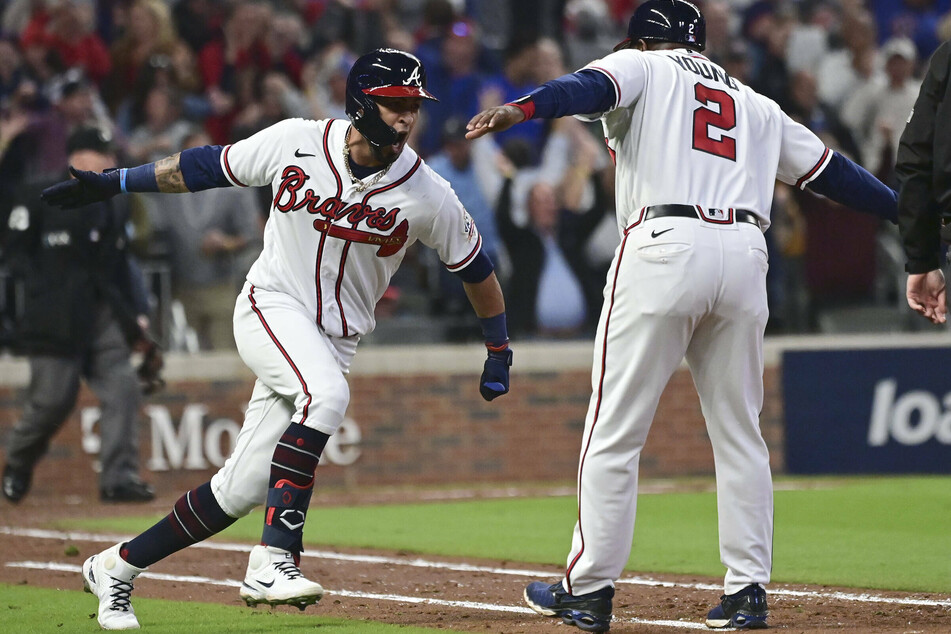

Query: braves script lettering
left=273, top=166, right=401, bottom=231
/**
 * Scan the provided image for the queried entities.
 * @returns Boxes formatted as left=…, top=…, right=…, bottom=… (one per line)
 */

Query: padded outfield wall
left=0, top=334, right=947, bottom=498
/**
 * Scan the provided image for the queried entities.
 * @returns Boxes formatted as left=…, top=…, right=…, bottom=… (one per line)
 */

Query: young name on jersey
left=668, top=52, right=738, bottom=91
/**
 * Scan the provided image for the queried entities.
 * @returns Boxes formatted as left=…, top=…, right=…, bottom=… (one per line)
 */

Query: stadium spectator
left=721, top=40, right=754, bottom=85
left=19, top=0, right=111, bottom=85
left=739, top=0, right=778, bottom=86
left=816, top=8, right=881, bottom=110
left=231, top=71, right=311, bottom=141
left=419, top=19, right=495, bottom=156
left=126, top=86, right=191, bottom=164
left=0, top=38, right=27, bottom=104
left=0, top=125, right=155, bottom=504
left=412, top=0, right=458, bottom=74
left=765, top=184, right=811, bottom=333
left=196, top=1, right=273, bottom=143
left=302, top=45, right=355, bottom=121
left=871, top=0, right=950, bottom=60
left=428, top=117, right=502, bottom=265
left=749, top=5, right=794, bottom=108
left=171, top=0, right=223, bottom=55
left=841, top=37, right=921, bottom=180
left=786, top=70, right=861, bottom=162
left=114, top=50, right=204, bottom=136
left=137, top=129, right=262, bottom=350
left=563, top=1, right=625, bottom=71
left=0, top=0, right=937, bottom=338
left=479, top=34, right=548, bottom=165
left=701, top=0, right=733, bottom=65
left=495, top=136, right=608, bottom=338
left=785, top=0, right=835, bottom=75
left=0, top=69, right=107, bottom=186
left=427, top=116, right=504, bottom=316
left=108, top=1, right=186, bottom=103
left=308, top=0, right=389, bottom=59
left=264, top=11, right=306, bottom=86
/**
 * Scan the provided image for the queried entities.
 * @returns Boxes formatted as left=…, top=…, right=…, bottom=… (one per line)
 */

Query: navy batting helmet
left=346, top=48, right=438, bottom=148
left=614, top=0, right=706, bottom=52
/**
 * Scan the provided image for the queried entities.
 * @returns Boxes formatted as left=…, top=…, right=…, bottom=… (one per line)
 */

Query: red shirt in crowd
left=20, top=12, right=112, bottom=84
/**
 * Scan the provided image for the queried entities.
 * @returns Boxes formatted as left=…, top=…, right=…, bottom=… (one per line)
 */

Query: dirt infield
left=1, top=490, right=949, bottom=633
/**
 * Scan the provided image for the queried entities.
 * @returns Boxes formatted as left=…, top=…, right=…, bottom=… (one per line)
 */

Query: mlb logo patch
left=699, top=206, right=733, bottom=224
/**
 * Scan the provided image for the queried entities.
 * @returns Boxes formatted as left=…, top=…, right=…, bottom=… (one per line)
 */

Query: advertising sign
left=783, top=347, right=951, bottom=473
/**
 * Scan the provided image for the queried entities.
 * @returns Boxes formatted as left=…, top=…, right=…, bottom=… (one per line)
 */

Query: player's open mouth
left=392, top=133, right=408, bottom=153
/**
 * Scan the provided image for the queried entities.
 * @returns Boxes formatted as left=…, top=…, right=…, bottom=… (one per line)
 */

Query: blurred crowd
left=0, top=0, right=947, bottom=349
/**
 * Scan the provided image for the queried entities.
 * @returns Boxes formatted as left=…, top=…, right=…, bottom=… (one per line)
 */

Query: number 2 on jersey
left=692, top=83, right=736, bottom=161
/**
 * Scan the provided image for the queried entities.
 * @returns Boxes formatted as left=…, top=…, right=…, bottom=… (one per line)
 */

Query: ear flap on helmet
left=347, top=83, right=398, bottom=148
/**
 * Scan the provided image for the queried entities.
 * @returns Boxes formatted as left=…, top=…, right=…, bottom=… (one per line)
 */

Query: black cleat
left=524, top=580, right=614, bottom=632
left=2, top=465, right=32, bottom=503
left=100, top=478, right=155, bottom=503
left=705, top=584, right=768, bottom=629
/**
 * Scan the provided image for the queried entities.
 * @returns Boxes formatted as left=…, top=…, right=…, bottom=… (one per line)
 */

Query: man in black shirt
left=1, top=126, right=155, bottom=503
left=895, top=41, right=951, bottom=325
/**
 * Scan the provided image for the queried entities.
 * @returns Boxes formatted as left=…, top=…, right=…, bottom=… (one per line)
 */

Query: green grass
left=1, top=584, right=443, bottom=633
left=60, top=476, right=951, bottom=594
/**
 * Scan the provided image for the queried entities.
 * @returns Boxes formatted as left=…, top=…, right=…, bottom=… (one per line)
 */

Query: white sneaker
left=239, top=545, right=324, bottom=610
left=82, top=543, right=146, bottom=630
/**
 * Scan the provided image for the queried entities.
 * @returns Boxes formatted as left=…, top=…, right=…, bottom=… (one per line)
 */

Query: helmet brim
left=363, top=86, right=439, bottom=101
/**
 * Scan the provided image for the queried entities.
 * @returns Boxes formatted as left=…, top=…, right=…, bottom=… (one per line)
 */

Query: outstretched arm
left=805, top=151, right=898, bottom=223
left=42, top=145, right=231, bottom=208
left=466, top=69, right=616, bottom=139
left=153, top=153, right=189, bottom=192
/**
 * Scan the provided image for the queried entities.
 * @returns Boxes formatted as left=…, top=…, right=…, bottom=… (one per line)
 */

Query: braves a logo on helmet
left=403, top=65, right=423, bottom=87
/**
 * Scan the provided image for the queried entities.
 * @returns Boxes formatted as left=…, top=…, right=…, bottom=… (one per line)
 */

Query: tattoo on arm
left=155, top=153, right=189, bottom=193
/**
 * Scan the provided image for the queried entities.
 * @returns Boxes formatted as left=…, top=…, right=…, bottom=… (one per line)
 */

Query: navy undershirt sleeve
left=525, top=69, right=617, bottom=120
left=454, top=249, right=494, bottom=283
left=807, top=151, right=898, bottom=223
left=179, top=145, right=231, bottom=191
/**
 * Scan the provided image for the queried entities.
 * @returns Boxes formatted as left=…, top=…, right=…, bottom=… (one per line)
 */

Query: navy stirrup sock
left=121, top=482, right=236, bottom=568
left=262, top=423, right=330, bottom=560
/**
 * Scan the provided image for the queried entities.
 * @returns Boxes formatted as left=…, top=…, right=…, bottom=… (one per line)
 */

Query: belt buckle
left=698, top=206, right=733, bottom=225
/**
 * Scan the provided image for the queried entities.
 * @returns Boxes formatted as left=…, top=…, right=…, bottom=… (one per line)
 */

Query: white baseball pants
left=563, top=217, right=772, bottom=597
left=211, top=282, right=357, bottom=517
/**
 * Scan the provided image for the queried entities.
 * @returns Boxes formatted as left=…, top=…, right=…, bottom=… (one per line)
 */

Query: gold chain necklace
left=343, top=134, right=391, bottom=193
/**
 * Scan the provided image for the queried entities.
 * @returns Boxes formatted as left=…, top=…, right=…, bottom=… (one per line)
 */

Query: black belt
left=643, top=204, right=762, bottom=228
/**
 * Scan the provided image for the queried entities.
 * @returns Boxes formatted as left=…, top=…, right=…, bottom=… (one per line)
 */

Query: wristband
left=123, top=163, right=159, bottom=193
left=506, top=96, right=535, bottom=121
left=479, top=313, right=508, bottom=350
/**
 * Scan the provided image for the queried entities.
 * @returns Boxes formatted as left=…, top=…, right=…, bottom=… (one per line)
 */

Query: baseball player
left=41, top=48, right=513, bottom=630
left=467, top=2, right=897, bottom=631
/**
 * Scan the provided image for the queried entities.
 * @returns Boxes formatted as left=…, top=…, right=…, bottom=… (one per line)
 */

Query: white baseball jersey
left=219, top=117, right=483, bottom=338
left=558, top=48, right=831, bottom=600
left=577, top=48, right=832, bottom=232
left=209, top=118, right=483, bottom=516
